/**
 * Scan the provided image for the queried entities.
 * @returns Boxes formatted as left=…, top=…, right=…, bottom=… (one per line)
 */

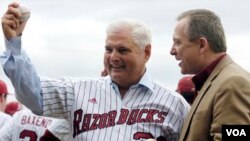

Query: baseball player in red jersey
left=0, top=109, right=70, bottom=141
left=1, top=2, right=190, bottom=141
left=0, top=80, right=12, bottom=129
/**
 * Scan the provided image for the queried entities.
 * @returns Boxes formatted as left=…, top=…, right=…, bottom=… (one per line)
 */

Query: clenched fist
left=1, top=2, right=30, bottom=40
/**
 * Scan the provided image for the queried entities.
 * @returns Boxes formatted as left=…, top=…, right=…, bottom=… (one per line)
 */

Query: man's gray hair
left=106, top=19, right=151, bottom=49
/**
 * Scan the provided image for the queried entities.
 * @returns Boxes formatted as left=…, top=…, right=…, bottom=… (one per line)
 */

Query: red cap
left=0, top=80, right=8, bottom=95
left=176, top=75, right=195, bottom=93
left=4, top=101, right=22, bottom=116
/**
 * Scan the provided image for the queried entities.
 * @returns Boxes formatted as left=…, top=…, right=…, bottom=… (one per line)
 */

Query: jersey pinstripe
left=1, top=30, right=190, bottom=141
left=0, top=109, right=70, bottom=141
left=41, top=75, right=190, bottom=141
left=0, top=112, right=11, bottom=129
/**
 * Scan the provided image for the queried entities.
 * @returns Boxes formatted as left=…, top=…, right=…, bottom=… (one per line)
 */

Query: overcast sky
left=1, top=0, right=250, bottom=102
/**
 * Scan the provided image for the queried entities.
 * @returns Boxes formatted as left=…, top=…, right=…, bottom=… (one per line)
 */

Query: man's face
left=170, top=18, right=202, bottom=74
left=104, top=29, right=150, bottom=88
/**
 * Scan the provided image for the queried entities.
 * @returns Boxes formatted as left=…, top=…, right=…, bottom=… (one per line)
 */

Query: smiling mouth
left=110, top=64, right=126, bottom=71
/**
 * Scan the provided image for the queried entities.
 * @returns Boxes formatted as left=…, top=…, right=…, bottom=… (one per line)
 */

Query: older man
left=1, top=2, right=190, bottom=141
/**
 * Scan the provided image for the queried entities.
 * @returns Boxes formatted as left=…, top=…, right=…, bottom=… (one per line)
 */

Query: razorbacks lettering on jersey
left=41, top=71, right=190, bottom=141
left=0, top=109, right=70, bottom=141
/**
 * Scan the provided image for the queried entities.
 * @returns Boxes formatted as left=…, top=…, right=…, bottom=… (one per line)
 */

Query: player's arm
left=0, top=2, right=43, bottom=115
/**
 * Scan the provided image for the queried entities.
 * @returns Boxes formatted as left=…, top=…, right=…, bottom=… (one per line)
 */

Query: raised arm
left=1, top=2, right=43, bottom=115
left=1, top=2, right=28, bottom=40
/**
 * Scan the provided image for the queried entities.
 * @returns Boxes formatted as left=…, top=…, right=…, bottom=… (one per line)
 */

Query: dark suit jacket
left=179, top=55, right=250, bottom=141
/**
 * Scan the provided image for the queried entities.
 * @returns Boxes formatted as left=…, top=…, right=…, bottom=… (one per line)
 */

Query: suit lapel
left=180, top=55, right=233, bottom=141
left=180, top=79, right=212, bottom=140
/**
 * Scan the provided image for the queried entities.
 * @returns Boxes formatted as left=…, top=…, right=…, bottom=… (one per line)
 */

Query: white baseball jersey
left=41, top=72, right=190, bottom=141
left=0, top=109, right=70, bottom=141
left=0, top=112, right=11, bottom=129
left=1, top=34, right=187, bottom=141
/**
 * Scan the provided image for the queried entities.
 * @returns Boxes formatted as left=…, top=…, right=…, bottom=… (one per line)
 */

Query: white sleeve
left=40, top=77, right=75, bottom=119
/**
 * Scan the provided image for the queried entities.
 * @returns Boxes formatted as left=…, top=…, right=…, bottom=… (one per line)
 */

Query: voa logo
left=226, top=129, right=246, bottom=136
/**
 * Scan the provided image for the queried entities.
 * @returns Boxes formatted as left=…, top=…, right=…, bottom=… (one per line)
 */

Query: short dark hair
left=177, top=9, right=227, bottom=53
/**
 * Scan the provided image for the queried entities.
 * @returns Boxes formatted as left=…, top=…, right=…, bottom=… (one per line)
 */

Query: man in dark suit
left=170, top=9, right=250, bottom=141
